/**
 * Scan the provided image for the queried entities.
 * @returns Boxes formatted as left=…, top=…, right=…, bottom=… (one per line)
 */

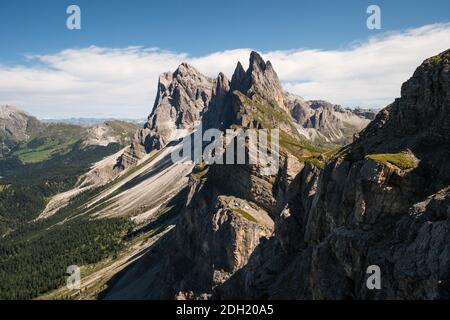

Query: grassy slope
left=11, top=121, right=137, bottom=164
left=233, top=91, right=332, bottom=168
left=366, top=152, right=418, bottom=170
left=12, top=124, right=85, bottom=164
left=106, top=120, right=138, bottom=136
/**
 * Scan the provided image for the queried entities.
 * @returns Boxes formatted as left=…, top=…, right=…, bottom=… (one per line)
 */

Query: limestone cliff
left=137, top=63, right=216, bottom=152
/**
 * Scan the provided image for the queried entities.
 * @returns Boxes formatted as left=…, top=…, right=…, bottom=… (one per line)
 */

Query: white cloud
left=0, top=23, right=449, bottom=118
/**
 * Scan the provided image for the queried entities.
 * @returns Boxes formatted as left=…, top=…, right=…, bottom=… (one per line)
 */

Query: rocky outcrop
left=0, top=105, right=42, bottom=157
left=114, top=63, right=217, bottom=170
left=204, top=52, right=309, bottom=146
left=137, top=63, right=216, bottom=152
left=348, top=49, right=450, bottom=158
left=232, top=51, right=287, bottom=111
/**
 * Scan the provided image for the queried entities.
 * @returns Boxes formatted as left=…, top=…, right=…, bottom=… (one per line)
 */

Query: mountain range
left=0, top=49, right=449, bottom=300
left=0, top=106, right=138, bottom=160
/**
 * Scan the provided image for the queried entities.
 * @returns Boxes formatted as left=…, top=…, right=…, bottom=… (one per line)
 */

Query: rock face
left=0, top=105, right=42, bottom=157
left=114, top=63, right=218, bottom=170
left=137, top=63, right=216, bottom=152
left=233, top=51, right=287, bottom=111
left=348, top=50, right=450, bottom=157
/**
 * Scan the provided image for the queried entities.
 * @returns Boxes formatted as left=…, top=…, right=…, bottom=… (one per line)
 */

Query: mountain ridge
left=101, top=49, right=450, bottom=300
left=122, top=51, right=377, bottom=169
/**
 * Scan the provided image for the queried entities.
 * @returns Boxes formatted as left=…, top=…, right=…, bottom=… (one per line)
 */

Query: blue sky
left=0, top=0, right=449, bottom=118
left=1, top=0, right=449, bottom=63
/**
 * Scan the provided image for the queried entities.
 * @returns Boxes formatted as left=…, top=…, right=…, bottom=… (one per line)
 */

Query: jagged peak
left=231, top=52, right=280, bottom=91
left=265, top=60, right=275, bottom=72
left=232, top=61, right=246, bottom=79
left=217, top=72, right=228, bottom=82
left=249, top=51, right=266, bottom=72
left=216, top=72, right=230, bottom=89
left=214, top=72, right=230, bottom=96
left=155, top=62, right=212, bottom=99
left=174, top=62, right=204, bottom=77
left=231, top=61, right=247, bottom=91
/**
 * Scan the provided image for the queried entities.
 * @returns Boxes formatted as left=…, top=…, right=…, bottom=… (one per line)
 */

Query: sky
left=0, top=0, right=449, bottom=118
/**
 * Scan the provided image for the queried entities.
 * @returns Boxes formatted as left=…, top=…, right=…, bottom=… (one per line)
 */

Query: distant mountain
left=42, top=118, right=146, bottom=127
left=82, top=120, right=138, bottom=148
left=0, top=107, right=138, bottom=162
left=0, top=105, right=43, bottom=157
left=285, top=94, right=377, bottom=145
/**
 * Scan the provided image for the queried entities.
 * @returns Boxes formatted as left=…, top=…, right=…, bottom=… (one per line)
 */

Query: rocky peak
left=216, top=72, right=230, bottom=97
left=150, top=61, right=215, bottom=126
left=0, top=105, right=42, bottom=157
left=0, top=106, right=31, bottom=141
left=249, top=50, right=265, bottom=68
left=230, top=61, right=247, bottom=92
left=230, top=51, right=286, bottom=110
left=135, top=62, right=216, bottom=153
left=201, top=73, right=233, bottom=131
